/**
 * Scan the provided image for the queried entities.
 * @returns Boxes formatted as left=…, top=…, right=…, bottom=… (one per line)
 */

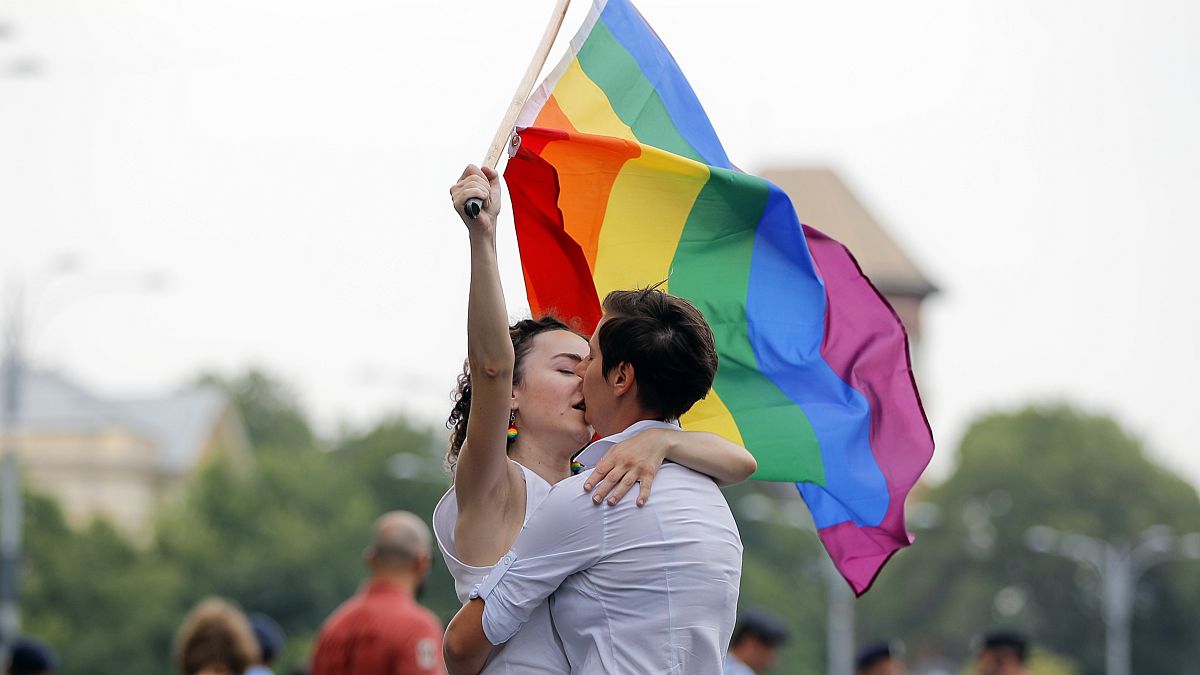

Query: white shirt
left=473, top=421, right=744, bottom=674
left=433, top=462, right=570, bottom=674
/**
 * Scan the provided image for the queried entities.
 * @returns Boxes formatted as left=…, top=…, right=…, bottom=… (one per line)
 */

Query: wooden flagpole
left=464, top=0, right=572, bottom=219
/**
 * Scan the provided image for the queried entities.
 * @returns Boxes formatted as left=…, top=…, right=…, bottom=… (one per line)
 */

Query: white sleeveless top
left=433, top=462, right=571, bottom=674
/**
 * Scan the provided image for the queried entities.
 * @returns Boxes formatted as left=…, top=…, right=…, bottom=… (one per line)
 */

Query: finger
left=635, top=474, right=653, bottom=507
left=606, top=473, right=640, bottom=506
left=481, top=165, right=500, bottom=185
left=460, top=177, right=491, bottom=198
left=459, top=164, right=478, bottom=181
left=590, top=472, right=619, bottom=504
left=451, top=186, right=489, bottom=206
left=585, top=458, right=615, bottom=491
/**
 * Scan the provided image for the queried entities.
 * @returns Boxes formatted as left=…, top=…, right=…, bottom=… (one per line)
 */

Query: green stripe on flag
left=670, top=169, right=825, bottom=483
left=577, top=20, right=704, bottom=163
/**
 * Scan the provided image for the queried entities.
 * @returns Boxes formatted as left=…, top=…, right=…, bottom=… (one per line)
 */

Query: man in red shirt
left=311, top=511, right=446, bottom=675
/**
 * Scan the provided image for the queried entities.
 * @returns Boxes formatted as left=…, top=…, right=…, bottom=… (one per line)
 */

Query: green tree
left=154, top=449, right=377, bottom=673
left=199, top=369, right=315, bottom=450
left=21, top=492, right=183, bottom=675
left=330, top=418, right=459, bottom=622
left=857, top=405, right=1200, bottom=674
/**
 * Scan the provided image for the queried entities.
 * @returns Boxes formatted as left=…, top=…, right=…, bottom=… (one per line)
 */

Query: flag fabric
left=503, top=0, right=934, bottom=594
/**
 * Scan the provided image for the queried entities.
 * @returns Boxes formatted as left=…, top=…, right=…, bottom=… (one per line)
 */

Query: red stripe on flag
left=506, top=137, right=603, bottom=331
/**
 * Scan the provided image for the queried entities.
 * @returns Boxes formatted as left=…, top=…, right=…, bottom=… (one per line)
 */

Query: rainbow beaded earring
left=507, top=410, right=519, bottom=442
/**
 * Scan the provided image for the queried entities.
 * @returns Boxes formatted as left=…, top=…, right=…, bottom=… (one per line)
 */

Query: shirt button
left=501, top=555, right=513, bottom=565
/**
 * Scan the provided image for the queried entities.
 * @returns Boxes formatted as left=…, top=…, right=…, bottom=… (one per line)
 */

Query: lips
left=571, top=399, right=587, bottom=412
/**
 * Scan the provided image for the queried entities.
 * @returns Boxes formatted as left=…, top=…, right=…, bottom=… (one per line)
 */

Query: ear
left=610, top=362, right=636, bottom=398
left=414, top=552, right=432, bottom=579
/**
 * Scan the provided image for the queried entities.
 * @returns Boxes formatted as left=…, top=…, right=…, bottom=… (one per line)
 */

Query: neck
left=508, top=434, right=573, bottom=484
left=371, top=569, right=418, bottom=591
left=595, top=405, right=659, bottom=439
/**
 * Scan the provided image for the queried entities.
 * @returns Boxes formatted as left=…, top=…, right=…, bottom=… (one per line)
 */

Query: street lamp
left=0, top=259, right=166, bottom=653
left=1024, top=524, right=1200, bottom=675
left=738, top=491, right=855, bottom=675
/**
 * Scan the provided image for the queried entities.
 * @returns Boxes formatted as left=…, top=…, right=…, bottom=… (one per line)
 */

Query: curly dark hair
left=445, top=316, right=579, bottom=469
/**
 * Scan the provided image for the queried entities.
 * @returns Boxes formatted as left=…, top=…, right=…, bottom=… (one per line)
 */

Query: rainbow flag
left=504, top=0, right=933, bottom=594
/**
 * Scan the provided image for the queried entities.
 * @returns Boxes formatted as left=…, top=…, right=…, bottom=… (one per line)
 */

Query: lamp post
left=739, top=492, right=855, bottom=675
left=0, top=259, right=166, bottom=654
left=0, top=24, right=48, bottom=657
left=1025, top=524, right=1200, bottom=675
left=0, top=308, right=23, bottom=660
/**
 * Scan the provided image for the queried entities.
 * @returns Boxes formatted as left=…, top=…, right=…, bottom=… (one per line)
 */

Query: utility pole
left=0, top=257, right=163, bottom=656
left=1026, top=524, right=1200, bottom=675
left=0, top=289, right=25, bottom=655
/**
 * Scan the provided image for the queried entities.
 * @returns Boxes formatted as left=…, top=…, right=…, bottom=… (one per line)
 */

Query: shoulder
left=318, top=593, right=365, bottom=633
left=538, top=471, right=596, bottom=509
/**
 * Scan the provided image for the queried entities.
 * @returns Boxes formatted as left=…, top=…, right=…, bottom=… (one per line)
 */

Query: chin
left=576, top=425, right=594, bottom=445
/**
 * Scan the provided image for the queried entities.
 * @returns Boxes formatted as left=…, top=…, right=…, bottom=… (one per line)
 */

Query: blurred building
left=763, top=168, right=938, bottom=353
left=0, top=368, right=250, bottom=540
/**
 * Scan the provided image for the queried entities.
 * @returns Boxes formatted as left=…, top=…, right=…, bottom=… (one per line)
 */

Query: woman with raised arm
left=434, top=165, right=757, bottom=673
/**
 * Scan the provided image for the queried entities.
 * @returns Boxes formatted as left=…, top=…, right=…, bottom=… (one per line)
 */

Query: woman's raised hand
left=450, top=164, right=503, bottom=234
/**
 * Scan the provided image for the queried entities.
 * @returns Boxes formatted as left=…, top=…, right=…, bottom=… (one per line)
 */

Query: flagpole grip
left=465, top=0, right=572, bottom=219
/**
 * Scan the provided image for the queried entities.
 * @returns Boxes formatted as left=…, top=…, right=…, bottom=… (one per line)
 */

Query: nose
left=574, top=357, right=588, bottom=379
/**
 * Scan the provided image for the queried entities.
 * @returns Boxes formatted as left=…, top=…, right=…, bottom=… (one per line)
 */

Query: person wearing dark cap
left=247, top=613, right=286, bottom=675
left=855, top=641, right=906, bottom=675
left=974, top=631, right=1030, bottom=675
left=6, top=638, right=56, bottom=675
left=724, top=609, right=790, bottom=675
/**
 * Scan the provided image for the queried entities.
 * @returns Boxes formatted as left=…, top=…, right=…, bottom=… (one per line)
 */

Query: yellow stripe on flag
left=552, top=60, right=637, bottom=141
left=682, top=387, right=745, bottom=447
left=592, top=145, right=708, bottom=294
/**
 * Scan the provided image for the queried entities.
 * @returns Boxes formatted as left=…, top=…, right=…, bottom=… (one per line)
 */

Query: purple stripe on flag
left=803, top=224, right=934, bottom=595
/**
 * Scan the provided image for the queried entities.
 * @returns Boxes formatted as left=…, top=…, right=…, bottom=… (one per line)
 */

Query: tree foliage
left=21, top=370, right=454, bottom=675
left=857, top=405, right=1200, bottom=674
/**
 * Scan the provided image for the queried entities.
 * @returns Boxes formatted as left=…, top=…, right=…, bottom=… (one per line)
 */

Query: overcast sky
left=2, top=0, right=1197, bottom=487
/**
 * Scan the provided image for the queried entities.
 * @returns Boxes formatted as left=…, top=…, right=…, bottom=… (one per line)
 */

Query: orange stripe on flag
left=533, top=94, right=578, bottom=134
left=540, top=133, right=640, bottom=271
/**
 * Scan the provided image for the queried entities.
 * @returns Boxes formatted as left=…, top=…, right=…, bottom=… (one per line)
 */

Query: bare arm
left=443, top=599, right=492, bottom=675
left=584, top=429, right=757, bottom=505
left=448, top=165, right=519, bottom=509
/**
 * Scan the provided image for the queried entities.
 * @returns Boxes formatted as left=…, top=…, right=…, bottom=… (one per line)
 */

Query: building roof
left=762, top=168, right=938, bottom=298
left=0, top=366, right=234, bottom=475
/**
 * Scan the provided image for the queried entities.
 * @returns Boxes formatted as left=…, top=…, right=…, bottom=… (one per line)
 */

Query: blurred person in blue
left=973, top=631, right=1030, bottom=675
left=856, top=641, right=906, bottom=675
left=724, top=609, right=791, bottom=674
left=247, top=613, right=285, bottom=675
left=437, top=166, right=754, bottom=675
left=6, top=637, right=57, bottom=675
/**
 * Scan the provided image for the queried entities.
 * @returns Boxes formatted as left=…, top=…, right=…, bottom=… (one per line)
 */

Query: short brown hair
left=173, top=597, right=260, bottom=675
left=598, top=287, right=718, bottom=420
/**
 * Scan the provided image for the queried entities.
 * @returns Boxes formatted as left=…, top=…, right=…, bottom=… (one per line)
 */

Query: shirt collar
left=574, top=419, right=682, bottom=469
